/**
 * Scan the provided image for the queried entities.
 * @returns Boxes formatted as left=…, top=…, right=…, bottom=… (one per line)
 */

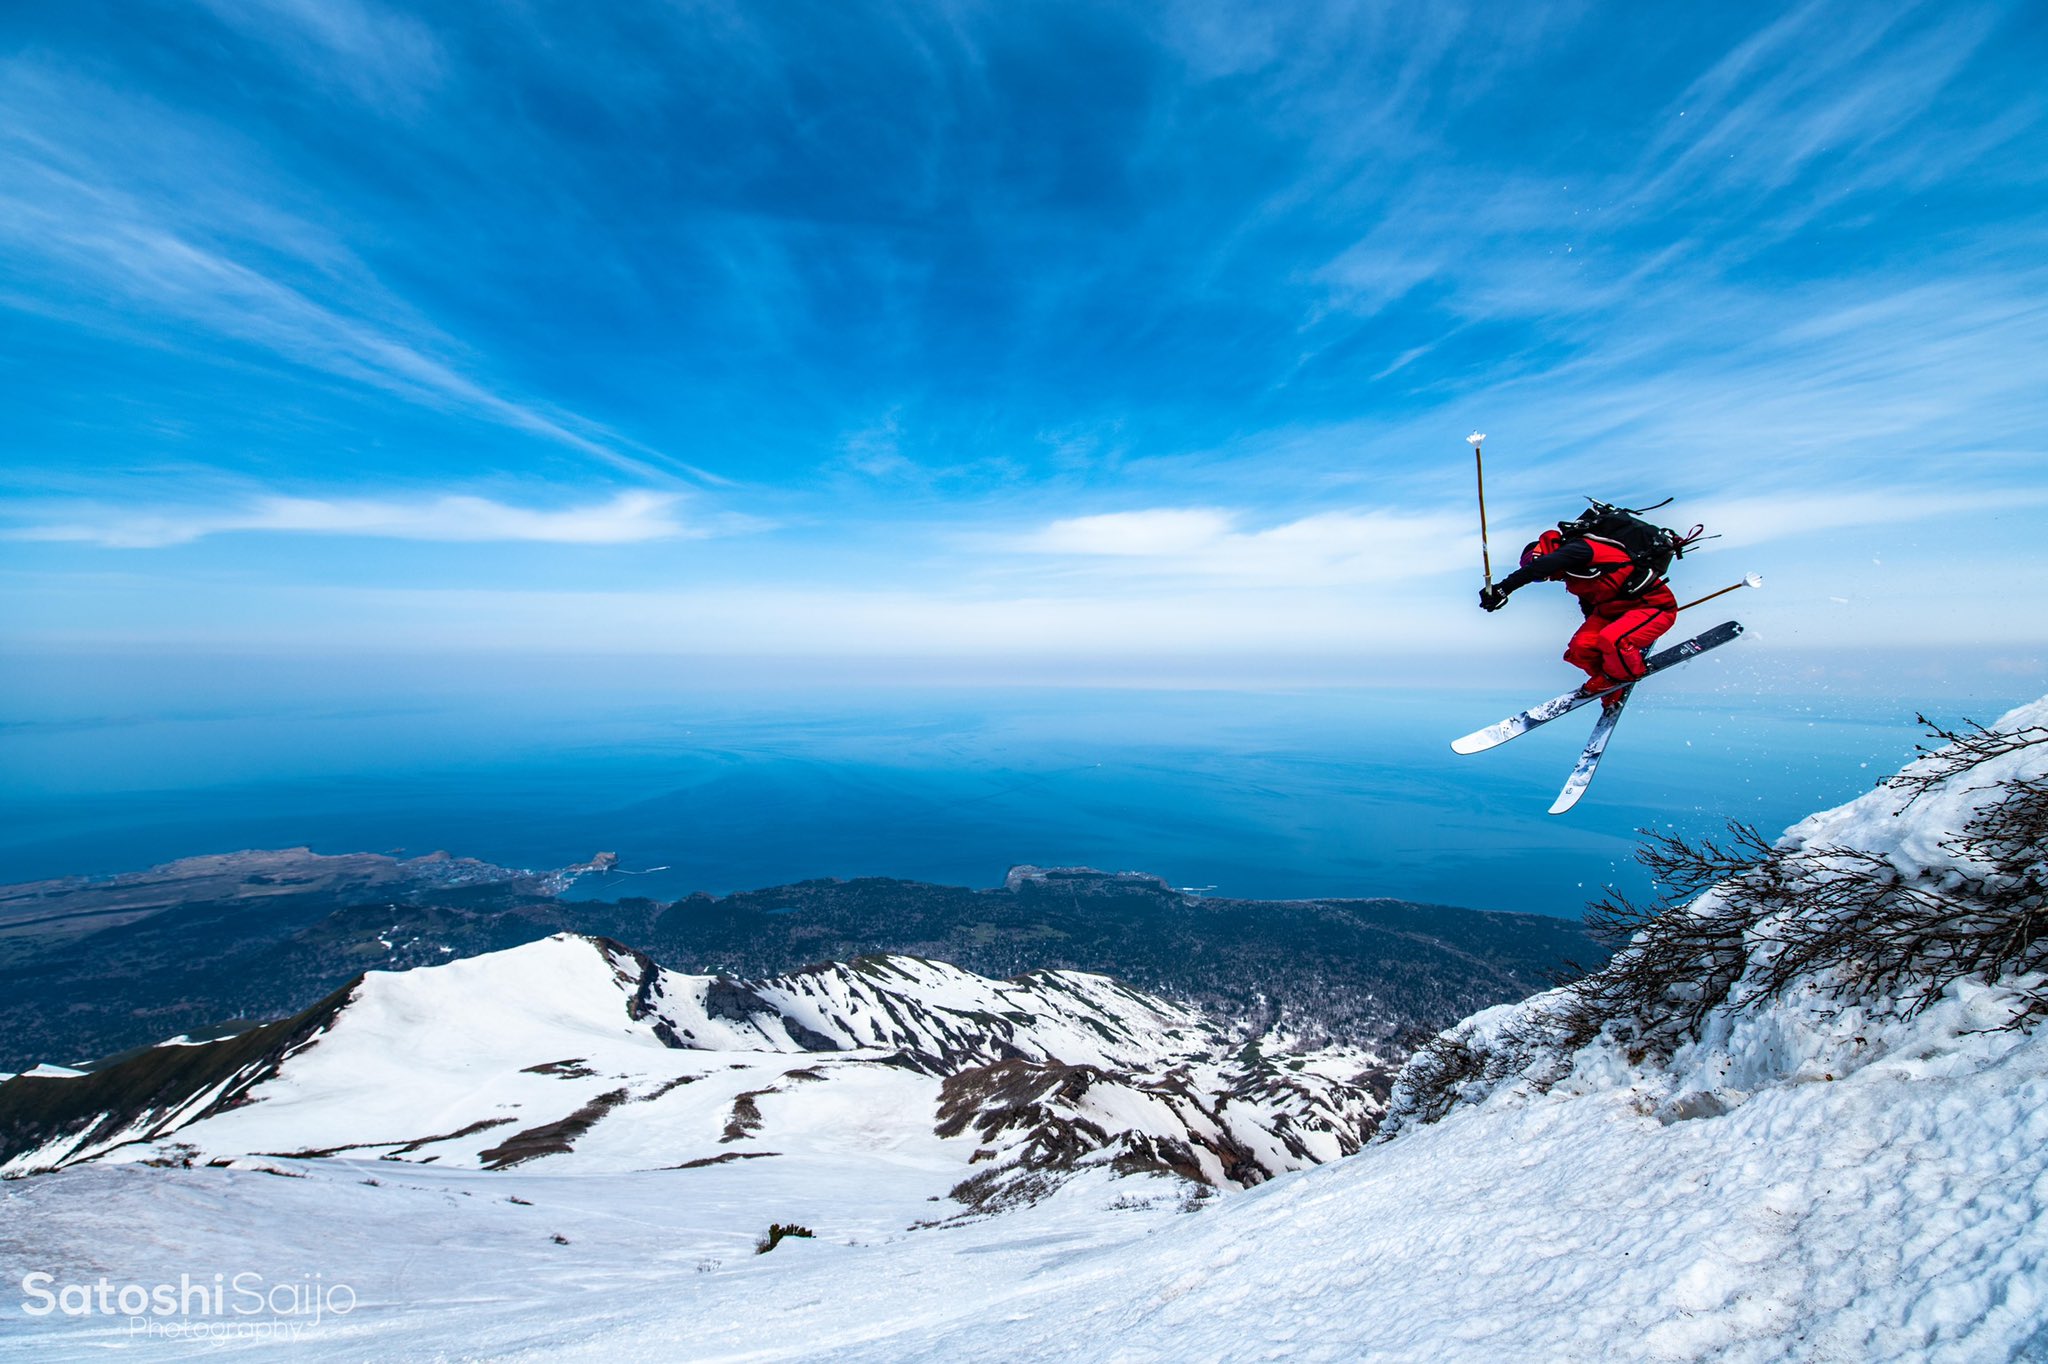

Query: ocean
left=1, top=649, right=2020, bottom=918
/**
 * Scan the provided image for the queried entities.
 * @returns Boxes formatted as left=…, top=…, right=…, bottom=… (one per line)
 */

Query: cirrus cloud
left=1000, top=506, right=1475, bottom=588
left=13, top=489, right=723, bottom=549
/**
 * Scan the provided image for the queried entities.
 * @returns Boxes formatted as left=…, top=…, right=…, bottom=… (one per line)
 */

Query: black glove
left=1479, top=584, right=1510, bottom=612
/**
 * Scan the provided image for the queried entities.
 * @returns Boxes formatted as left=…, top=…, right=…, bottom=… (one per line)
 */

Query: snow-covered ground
left=4, top=970, right=2041, bottom=1361
left=3, top=700, right=2044, bottom=1361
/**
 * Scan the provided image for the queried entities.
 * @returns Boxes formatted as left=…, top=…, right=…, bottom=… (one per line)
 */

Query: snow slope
left=3, top=965, right=2038, bottom=1361
left=3, top=701, right=2044, bottom=1360
left=0, top=937, right=1381, bottom=1204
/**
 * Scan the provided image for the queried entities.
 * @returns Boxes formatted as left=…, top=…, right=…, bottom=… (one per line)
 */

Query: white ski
left=1549, top=688, right=1631, bottom=815
left=1451, top=620, right=1743, bottom=756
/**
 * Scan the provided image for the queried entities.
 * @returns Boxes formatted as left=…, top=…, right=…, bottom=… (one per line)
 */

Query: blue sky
left=4, top=0, right=2045, bottom=676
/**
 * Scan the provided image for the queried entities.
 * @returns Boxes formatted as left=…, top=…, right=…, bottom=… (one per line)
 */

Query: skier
left=1476, top=504, right=1690, bottom=710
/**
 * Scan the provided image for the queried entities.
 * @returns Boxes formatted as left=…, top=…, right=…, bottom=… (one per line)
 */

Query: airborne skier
left=1476, top=501, right=1702, bottom=710
left=1454, top=493, right=1739, bottom=814
left=1451, top=438, right=1751, bottom=812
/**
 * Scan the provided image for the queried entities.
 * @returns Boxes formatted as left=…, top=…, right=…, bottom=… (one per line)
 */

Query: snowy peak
left=728, top=956, right=1215, bottom=1072
left=461, top=935, right=1228, bottom=1072
left=0, top=934, right=1384, bottom=1210
left=329, top=934, right=683, bottom=1057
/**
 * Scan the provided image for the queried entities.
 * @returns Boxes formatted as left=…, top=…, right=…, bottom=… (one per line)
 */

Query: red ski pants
left=1565, top=604, right=1675, bottom=691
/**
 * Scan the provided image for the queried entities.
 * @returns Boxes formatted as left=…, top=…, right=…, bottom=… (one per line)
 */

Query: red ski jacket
left=1508, top=531, right=1676, bottom=613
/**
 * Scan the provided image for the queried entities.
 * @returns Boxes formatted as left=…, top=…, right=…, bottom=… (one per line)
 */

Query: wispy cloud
left=1684, top=486, right=2048, bottom=551
left=2, top=2, right=2042, bottom=661
left=15, top=491, right=712, bottom=549
left=0, top=62, right=699, bottom=485
left=999, top=506, right=1473, bottom=587
left=988, top=474, right=2048, bottom=599
left=191, top=0, right=444, bottom=109
left=1019, top=508, right=1238, bottom=557
left=1299, top=0, right=2031, bottom=351
left=1481, top=272, right=2048, bottom=501
left=1635, top=1, right=1995, bottom=215
left=835, top=411, right=918, bottom=480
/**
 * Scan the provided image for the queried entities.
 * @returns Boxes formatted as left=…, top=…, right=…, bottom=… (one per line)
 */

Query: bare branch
left=1886, top=714, right=2048, bottom=811
left=1560, top=757, right=2048, bottom=1059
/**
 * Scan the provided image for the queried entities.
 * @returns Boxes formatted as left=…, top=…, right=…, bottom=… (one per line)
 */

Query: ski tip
left=1547, top=790, right=1584, bottom=816
left=1450, top=735, right=1487, bottom=755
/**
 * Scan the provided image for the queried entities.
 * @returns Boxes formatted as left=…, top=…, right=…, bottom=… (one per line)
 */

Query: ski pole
left=1467, top=431, right=1492, bottom=588
left=1678, top=573, right=1763, bottom=613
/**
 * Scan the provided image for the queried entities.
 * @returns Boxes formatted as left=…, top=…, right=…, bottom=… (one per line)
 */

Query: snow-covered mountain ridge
left=3, top=700, right=2043, bottom=1361
left=0, top=939, right=1383, bottom=1210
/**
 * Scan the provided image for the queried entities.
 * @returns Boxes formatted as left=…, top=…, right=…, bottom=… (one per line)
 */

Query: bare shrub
left=1382, top=1032, right=1488, bottom=1129
left=755, top=1223, right=815, bottom=1254
left=1548, top=712, right=2048, bottom=1059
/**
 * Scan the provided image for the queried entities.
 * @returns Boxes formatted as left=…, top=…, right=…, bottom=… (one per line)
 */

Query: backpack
left=1557, top=498, right=1706, bottom=597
